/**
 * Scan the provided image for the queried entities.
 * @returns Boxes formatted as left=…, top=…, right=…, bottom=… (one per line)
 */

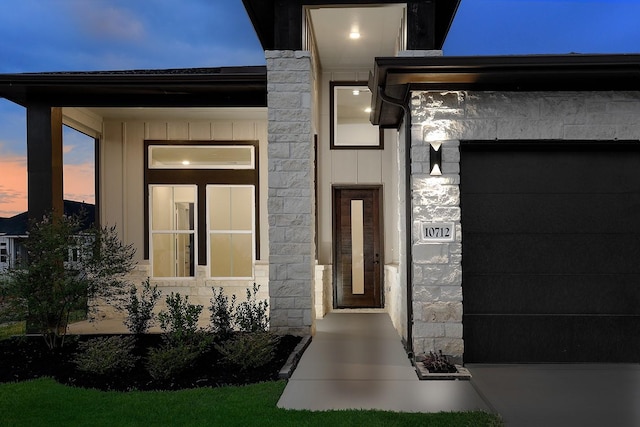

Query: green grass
left=0, top=321, right=25, bottom=340
left=0, top=378, right=502, bottom=426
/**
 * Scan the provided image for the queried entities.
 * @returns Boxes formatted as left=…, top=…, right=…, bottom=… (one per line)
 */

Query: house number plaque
left=421, top=222, right=455, bottom=242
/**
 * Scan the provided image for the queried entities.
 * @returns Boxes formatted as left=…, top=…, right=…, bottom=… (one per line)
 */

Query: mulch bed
left=0, top=333, right=301, bottom=392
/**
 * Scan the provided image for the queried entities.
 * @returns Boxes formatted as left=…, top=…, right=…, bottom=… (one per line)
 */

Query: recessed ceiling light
left=349, top=31, right=360, bottom=39
left=365, top=107, right=372, bottom=113
left=182, top=160, right=190, bottom=165
left=352, top=89, right=360, bottom=96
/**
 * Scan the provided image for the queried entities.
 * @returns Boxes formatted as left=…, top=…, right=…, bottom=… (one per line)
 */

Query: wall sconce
left=429, top=142, right=442, bottom=176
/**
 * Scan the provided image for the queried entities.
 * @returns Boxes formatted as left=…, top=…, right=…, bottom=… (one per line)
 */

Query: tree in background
left=0, top=214, right=135, bottom=349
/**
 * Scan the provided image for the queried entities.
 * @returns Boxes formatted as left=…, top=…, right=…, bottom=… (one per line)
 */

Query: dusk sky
left=2, top=0, right=640, bottom=217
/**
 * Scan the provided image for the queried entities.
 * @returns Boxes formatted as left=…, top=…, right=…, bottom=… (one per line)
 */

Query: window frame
left=148, top=145, right=255, bottom=169
left=206, top=184, right=256, bottom=280
left=144, top=140, right=259, bottom=279
left=330, top=81, right=384, bottom=150
left=149, top=184, right=197, bottom=279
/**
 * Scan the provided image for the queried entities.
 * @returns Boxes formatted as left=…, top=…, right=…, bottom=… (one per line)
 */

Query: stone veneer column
left=410, top=91, right=463, bottom=361
left=266, top=50, right=315, bottom=335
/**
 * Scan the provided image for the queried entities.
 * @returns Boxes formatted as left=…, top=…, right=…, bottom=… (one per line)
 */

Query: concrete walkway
left=278, top=312, right=640, bottom=426
left=277, top=312, right=490, bottom=412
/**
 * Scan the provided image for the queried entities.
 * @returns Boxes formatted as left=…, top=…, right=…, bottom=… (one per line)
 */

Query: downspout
left=378, top=85, right=414, bottom=356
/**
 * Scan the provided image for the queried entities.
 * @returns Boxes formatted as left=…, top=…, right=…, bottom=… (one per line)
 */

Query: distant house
left=0, top=214, right=27, bottom=271
left=0, top=200, right=95, bottom=270
left=1, top=0, right=640, bottom=363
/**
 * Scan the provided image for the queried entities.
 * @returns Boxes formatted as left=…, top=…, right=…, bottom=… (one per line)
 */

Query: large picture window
left=145, top=140, right=259, bottom=279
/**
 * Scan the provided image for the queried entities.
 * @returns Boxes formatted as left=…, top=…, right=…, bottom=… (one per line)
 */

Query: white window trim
left=149, top=184, right=197, bottom=280
left=206, top=184, right=255, bottom=280
left=148, top=145, right=255, bottom=169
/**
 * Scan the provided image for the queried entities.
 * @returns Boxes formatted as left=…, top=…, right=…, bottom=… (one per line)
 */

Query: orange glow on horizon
left=0, top=156, right=94, bottom=218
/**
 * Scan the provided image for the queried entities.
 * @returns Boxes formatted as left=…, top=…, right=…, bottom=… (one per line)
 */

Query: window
left=208, top=185, right=255, bottom=278
left=150, top=185, right=196, bottom=278
left=330, top=82, right=383, bottom=149
left=149, top=145, right=254, bottom=169
left=145, top=140, right=259, bottom=279
left=0, top=242, right=7, bottom=264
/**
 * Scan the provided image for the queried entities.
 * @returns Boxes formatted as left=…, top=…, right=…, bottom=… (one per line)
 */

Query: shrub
left=215, top=332, right=280, bottom=371
left=73, top=336, right=138, bottom=375
left=146, top=342, right=202, bottom=381
left=235, top=284, right=269, bottom=333
left=158, top=293, right=203, bottom=345
left=422, top=350, right=457, bottom=373
left=124, top=279, right=161, bottom=334
left=0, top=214, right=135, bottom=349
left=209, top=287, right=236, bottom=337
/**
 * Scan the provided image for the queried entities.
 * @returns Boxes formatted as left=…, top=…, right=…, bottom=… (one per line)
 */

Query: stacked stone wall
left=266, top=51, right=315, bottom=335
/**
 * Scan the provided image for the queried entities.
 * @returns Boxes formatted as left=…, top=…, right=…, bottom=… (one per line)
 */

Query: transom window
left=149, top=145, right=254, bottom=169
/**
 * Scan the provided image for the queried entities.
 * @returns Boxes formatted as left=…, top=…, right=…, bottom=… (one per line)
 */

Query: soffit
left=308, top=5, right=405, bottom=70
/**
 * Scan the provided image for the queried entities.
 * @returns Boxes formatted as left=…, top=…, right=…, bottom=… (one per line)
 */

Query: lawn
left=0, top=378, right=502, bottom=426
left=0, top=321, right=25, bottom=340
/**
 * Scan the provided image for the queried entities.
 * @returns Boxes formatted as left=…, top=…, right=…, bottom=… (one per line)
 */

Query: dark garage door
left=461, top=141, right=640, bottom=362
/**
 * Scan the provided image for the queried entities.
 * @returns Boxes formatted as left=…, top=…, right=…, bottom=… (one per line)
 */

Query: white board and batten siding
left=100, top=119, right=269, bottom=263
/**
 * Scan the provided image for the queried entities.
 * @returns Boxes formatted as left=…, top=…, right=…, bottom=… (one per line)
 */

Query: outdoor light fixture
left=352, top=89, right=360, bottom=95
left=429, top=142, right=442, bottom=176
left=349, top=31, right=360, bottom=39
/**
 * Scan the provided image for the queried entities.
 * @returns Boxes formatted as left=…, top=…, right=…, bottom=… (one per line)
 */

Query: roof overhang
left=0, top=66, right=267, bottom=108
left=242, top=0, right=460, bottom=51
left=371, top=54, right=640, bottom=127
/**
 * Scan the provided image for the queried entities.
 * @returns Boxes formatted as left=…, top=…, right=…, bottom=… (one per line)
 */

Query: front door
left=333, top=186, right=383, bottom=308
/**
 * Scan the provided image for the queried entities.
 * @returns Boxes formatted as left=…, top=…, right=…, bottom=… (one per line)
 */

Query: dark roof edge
left=0, top=66, right=268, bottom=108
left=436, top=0, right=461, bottom=49
left=371, top=54, right=640, bottom=127
left=242, top=0, right=274, bottom=50
left=0, top=66, right=267, bottom=82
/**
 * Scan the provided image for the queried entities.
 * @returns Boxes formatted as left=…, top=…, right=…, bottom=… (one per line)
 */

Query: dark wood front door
left=333, top=187, right=383, bottom=308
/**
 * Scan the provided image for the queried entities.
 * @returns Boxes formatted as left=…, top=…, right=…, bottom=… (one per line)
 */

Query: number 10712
left=421, top=222, right=455, bottom=242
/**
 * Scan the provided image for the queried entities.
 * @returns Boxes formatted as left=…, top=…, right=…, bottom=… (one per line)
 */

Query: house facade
left=1, top=0, right=640, bottom=363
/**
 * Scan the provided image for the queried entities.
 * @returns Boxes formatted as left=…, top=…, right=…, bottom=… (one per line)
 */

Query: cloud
left=69, top=0, right=145, bottom=43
